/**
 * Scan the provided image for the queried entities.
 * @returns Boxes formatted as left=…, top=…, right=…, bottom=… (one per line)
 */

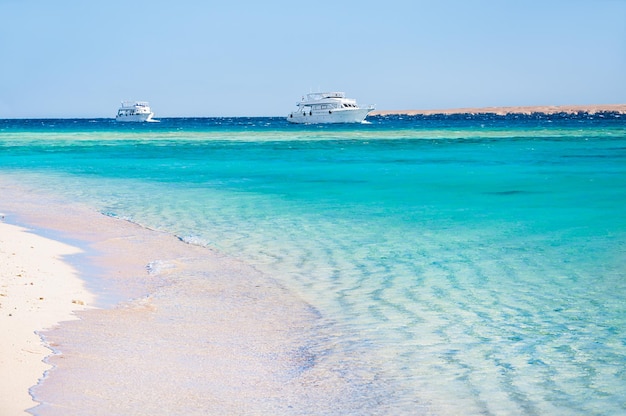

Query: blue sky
left=1, top=0, right=625, bottom=118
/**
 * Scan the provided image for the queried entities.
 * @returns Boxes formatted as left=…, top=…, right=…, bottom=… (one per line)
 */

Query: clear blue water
left=1, top=114, right=626, bottom=414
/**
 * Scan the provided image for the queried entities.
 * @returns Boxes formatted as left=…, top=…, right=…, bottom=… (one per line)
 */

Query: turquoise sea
left=1, top=114, right=626, bottom=415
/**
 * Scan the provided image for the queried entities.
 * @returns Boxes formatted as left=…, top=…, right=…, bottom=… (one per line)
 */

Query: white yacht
left=287, top=92, right=374, bottom=124
left=115, top=101, right=156, bottom=122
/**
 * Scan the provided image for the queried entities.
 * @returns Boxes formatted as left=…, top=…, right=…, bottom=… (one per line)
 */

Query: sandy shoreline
left=0, top=181, right=371, bottom=415
left=0, top=220, right=94, bottom=415
left=370, top=103, right=626, bottom=116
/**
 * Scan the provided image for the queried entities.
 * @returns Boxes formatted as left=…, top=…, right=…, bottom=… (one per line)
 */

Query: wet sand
left=370, top=103, right=626, bottom=116
left=0, top=181, right=382, bottom=415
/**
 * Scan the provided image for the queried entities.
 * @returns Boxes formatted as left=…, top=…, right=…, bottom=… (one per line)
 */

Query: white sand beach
left=0, top=220, right=94, bottom=415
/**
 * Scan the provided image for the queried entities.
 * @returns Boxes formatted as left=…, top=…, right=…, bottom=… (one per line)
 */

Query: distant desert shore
left=370, top=104, right=626, bottom=116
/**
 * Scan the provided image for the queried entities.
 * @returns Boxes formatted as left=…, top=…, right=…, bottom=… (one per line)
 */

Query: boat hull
left=287, top=108, right=372, bottom=124
left=115, top=113, right=154, bottom=122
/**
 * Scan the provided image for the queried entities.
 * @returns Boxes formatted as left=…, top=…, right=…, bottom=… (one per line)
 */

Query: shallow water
left=1, top=114, right=625, bottom=414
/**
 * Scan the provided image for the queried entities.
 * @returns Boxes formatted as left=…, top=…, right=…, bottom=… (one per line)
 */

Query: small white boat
left=115, top=101, right=156, bottom=122
left=287, top=92, right=374, bottom=124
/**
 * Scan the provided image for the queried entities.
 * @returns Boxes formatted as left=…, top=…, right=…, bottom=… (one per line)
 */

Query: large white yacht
left=287, top=92, right=374, bottom=124
left=115, top=101, right=156, bottom=122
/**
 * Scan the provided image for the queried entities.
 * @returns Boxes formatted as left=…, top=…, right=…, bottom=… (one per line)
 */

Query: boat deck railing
left=120, top=101, right=150, bottom=108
